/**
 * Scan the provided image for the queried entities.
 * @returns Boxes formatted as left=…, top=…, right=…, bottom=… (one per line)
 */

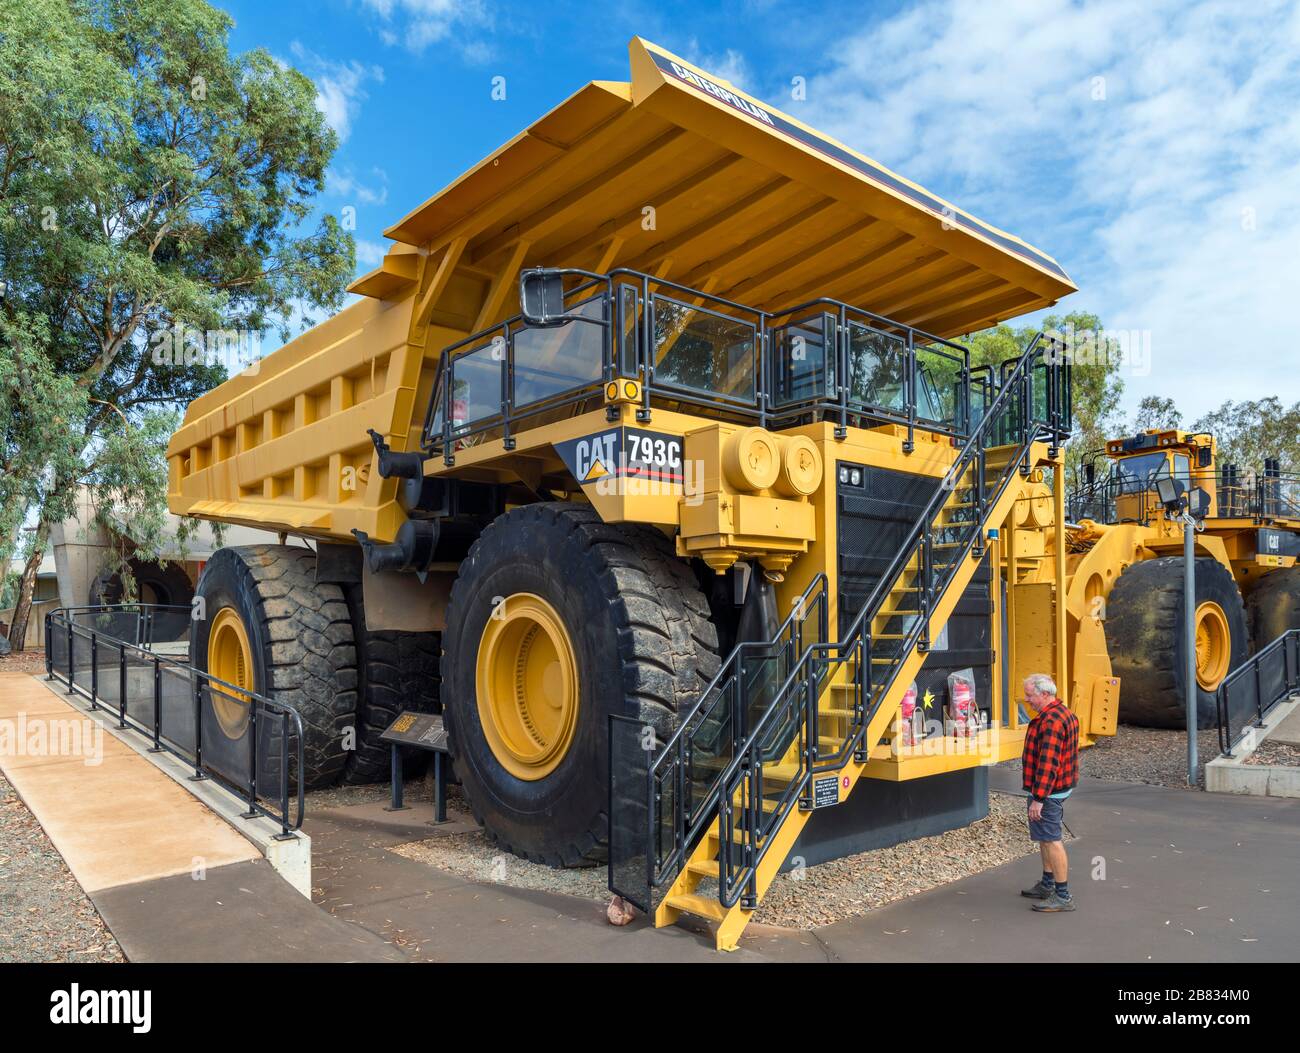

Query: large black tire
left=1245, top=568, right=1300, bottom=652
left=441, top=503, right=719, bottom=867
left=1105, top=556, right=1248, bottom=728
left=342, top=584, right=442, bottom=784
left=91, top=557, right=194, bottom=640
left=190, top=545, right=358, bottom=789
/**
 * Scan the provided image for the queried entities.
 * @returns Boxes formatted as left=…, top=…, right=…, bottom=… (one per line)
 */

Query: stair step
left=687, top=858, right=720, bottom=879
left=666, top=891, right=728, bottom=921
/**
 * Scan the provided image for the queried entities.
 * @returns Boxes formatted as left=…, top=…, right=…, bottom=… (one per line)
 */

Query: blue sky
left=221, top=0, right=1300, bottom=423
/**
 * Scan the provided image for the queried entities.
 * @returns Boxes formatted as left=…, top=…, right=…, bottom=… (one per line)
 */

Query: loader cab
left=1073, top=430, right=1216, bottom=524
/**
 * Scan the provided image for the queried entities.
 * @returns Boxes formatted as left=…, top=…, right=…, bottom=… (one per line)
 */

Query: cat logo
left=571, top=429, right=620, bottom=482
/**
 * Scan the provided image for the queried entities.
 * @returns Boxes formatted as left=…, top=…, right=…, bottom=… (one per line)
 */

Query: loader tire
left=1245, top=568, right=1300, bottom=652
left=342, top=584, right=442, bottom=784
left=1104, top=556, right=1247, bottom=728
left=191, top=545, right=358, bottom=789
left=441, top=503, right=719, bottom=867
left=91, top=557, right=194, bottom=641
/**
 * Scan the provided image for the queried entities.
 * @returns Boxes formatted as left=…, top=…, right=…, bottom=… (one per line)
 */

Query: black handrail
left=710, top=334, right=1065, bottom=907
left=421, top=268, right=978, bottom=462
left=1217, top=628, right=1300, bottom=756
left=615, top=331, right=1069, bottom=911
left=43, top=605, right=305, bottom=837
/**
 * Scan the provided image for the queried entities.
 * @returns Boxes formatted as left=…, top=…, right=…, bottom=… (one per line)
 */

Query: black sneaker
left=1032, top=891, right=1076, bottom=912
left=1020, top=879, right=1054, bottom=899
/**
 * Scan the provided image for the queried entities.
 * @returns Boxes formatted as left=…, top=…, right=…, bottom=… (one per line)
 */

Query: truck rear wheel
left=441, top=503, right=718, bottom=867
left=1104, top=556, right=1247, bottom=728
left=191, top=545, right=359, bottom=788
left=1245, top=568, right=1300, bottom=651
left=343, top=584, right=442, bottom=784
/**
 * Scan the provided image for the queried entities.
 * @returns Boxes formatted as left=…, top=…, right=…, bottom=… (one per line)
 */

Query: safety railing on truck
left=1217, top=629, right=1300, bottom=757
left=420, top=268, right=1068, bottom=463
left=44, top=605, right=304, bottom=838
left=1068, top=460, right=1300, bottom=525
left=609, top=333, right=1069, bottom=914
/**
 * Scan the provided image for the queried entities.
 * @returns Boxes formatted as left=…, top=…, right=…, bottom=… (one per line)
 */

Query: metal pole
left=1184, top=515, right=1197, bottom=786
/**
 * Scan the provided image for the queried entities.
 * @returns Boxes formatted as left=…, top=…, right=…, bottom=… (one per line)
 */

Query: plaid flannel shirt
left=1021, top=698, right=1079, bottom=801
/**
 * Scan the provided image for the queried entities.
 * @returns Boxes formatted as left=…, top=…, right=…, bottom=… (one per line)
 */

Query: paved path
left=812, top=769, right=1300, bottom=962
left=6, top=670, right=1297, bottom=961
left=0, top=673, right=396, bottom=962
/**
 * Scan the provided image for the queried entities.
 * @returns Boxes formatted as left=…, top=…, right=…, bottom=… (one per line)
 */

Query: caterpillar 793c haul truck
left=169, top=38, right=1126, bottom=948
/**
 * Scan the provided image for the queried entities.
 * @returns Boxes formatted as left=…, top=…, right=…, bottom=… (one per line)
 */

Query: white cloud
left=797, top=0, right=1300, bottom=421
left=289, top=42, right=384, bottom=142
left=328, top=167, right=389, bottom=206
left=684, top=42, right=751, bottom=91
left=355, top=239, right=388, bottom=268
left=360, top=0, right=492, bottom=57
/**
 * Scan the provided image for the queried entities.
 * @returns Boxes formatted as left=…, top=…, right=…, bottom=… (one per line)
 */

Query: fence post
left=90, top=631, right=98, bottom=710
left=242, top=696, right=259, bottom=820
left=44, top=614, right=53, bottom=679
left=277, top=717, right=291, bottom=839
left=118, top=645, right=128, bottom=729
left=190, top=676, right=206, bottom=781
left=150, top=656, right=163, bottom=753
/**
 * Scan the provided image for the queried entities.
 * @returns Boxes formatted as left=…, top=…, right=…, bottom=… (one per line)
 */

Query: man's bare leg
left=1043, top=840, right=1068, bottom=883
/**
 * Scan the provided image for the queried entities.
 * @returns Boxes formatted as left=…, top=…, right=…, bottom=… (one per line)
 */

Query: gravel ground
left=0, top=774, right=124, bottom=962
left=1002, top=723, right=1221, bottom=788
left=754, top=792, right=1042, bottom=928
left=1243, top=741, right=1300, bottom=766
left=0, top=651, right=47, bottom=675
left=386, top=790, right=1045, bottom=930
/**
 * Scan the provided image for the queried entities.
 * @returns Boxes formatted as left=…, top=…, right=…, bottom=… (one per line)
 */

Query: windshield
left=1114, top=452, right=1169, bottom=494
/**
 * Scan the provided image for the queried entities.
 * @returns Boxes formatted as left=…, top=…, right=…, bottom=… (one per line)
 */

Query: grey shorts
left=1029, top=795, right=1065, bottom=842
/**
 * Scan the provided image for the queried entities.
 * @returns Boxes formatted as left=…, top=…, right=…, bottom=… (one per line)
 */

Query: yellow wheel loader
left=168, top=39, right=1122, bottom=945
left=1066, top=431, right=1300, bottom=727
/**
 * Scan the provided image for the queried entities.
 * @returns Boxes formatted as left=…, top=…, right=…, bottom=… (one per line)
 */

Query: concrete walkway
left=0, top=672, right=397, bottom=962
left=811, top=769, right=1300, bottom=962
left=5, top=668, right=1297, bottom=961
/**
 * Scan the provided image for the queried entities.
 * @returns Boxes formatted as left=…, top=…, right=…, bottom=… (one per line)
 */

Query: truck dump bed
left=168, top=37, right=1074, bottom=542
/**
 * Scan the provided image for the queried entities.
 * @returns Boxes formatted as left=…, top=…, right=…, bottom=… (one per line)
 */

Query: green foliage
left=0, top=0, right=349, bottom=587
left=962, top=310, right=1124, bottom=493
left=1131, top=395, right=1183, bottom=433
left=1192, top=398, right=1300, bottom=472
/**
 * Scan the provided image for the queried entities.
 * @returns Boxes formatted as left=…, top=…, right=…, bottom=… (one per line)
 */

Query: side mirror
left=1198, top=447, right=1212, bottom=468
left=1084, top=461, right=1095, bottom=486
left=519, top=269, right=568, bottom=328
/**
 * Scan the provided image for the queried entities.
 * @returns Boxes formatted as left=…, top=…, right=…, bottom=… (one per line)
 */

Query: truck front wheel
left=441, top=503, right=718, bottom=867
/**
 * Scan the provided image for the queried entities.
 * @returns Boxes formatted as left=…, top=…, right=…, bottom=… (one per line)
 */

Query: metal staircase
left=608, top=334, right=1070, bottom=950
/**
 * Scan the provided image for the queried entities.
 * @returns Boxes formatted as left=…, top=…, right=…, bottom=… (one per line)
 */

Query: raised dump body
left=168, top=39, right=1126, bottom=951
left=168, top=37, right=1074, bottom=545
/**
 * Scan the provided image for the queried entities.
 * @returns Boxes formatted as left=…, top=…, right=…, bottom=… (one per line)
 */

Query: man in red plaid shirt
left=1019, top=673, right=1079, bottom=912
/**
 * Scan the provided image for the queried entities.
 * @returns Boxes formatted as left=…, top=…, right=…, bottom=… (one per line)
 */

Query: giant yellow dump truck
left=170, top=39, right=1131, bottom=946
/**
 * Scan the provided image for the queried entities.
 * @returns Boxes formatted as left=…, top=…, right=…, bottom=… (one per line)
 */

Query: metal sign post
left=1183, top=511, right=1197, bottom=786
left=1155, top=476, right=1210, bottom=788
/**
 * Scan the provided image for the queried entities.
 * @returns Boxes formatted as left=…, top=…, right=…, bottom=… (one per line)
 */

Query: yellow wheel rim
left=476, top=593, right=579, bottom=781
left=1193, top=601, right=1231, bottom=691
left=208, top=607, right=254, bottom=738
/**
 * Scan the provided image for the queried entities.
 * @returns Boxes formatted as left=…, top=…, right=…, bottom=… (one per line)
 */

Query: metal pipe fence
left=1217, top=629, right=1300, bottom=757
left=44, top=604, right=304, bottom=837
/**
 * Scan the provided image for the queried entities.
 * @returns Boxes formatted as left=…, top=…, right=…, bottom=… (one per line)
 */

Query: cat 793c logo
left=556, top=427, right=684, bottom=486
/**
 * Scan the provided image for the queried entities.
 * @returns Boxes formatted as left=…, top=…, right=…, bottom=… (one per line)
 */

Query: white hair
left=1025, top=673, right=1058, bottom=699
